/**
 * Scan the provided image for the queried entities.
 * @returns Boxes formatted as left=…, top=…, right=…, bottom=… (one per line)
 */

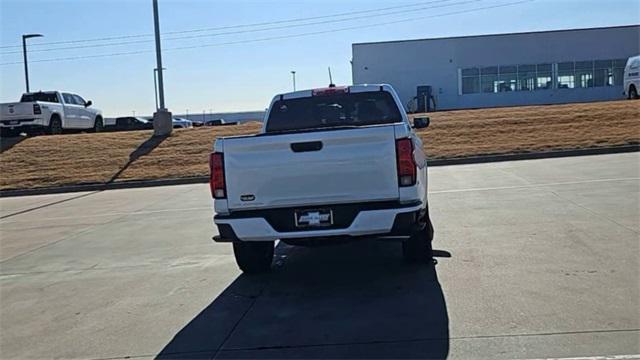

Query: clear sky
left=1, top=0, right=638, bottom=116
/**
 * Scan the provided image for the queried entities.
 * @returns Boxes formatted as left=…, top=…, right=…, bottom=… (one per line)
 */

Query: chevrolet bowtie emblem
left=298, top=212, right=331, bottom=226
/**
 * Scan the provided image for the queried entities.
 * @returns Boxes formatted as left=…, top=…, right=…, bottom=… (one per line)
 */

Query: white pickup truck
left=0, top=91, right=103, bottom=136
left=210, top=84, right=434, bottom=273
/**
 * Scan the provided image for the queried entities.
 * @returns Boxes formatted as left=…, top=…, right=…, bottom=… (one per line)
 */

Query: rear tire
left=403, top=214, right=434, bottom=263
left=48, top=115, right=62, bottom=135
left=629, top=85, right=638, bottom=100
left=233, top=241, right=274, bottom=274
left=93, top=117, right=104, bottom=133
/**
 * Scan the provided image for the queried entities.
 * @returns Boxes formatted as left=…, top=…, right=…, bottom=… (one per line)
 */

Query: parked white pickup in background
left=0, top=91, right=103, bottom=136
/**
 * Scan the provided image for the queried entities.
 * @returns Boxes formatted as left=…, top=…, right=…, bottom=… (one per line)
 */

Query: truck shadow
left=157, top=240, right=449, bottom=359
left=0, top=135, right=27, bottom=153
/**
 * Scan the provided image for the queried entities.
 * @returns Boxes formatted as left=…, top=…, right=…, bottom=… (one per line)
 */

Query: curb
left=427, top=144, right=639, bottom=166
left=0, top=177, right=209, bottom=198
left=1, top=144, right=638, bottom=198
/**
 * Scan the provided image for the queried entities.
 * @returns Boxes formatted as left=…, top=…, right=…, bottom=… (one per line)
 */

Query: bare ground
left=1, top=100, right=638, bottom=190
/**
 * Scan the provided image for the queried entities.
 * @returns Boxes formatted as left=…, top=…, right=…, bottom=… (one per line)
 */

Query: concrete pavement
left=0, top=153, right=638, bottom=359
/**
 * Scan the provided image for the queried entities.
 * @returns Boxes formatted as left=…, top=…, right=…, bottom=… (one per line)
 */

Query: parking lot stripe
left=430, top=177, right=639, bottom=194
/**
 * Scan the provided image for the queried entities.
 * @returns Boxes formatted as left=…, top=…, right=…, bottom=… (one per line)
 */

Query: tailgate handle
left=290, top=141, right=323, bottom=152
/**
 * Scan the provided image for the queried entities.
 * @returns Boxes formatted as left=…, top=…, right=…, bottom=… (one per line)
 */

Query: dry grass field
left=1, top=100, right=638, bottom=191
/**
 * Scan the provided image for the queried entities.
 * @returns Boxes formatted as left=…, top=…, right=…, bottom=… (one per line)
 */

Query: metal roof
left=352, top=24, right=640, bottom=47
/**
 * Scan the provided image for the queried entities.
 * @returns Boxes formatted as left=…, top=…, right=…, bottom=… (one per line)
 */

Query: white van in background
left=623, top=55, right=640, bottom=99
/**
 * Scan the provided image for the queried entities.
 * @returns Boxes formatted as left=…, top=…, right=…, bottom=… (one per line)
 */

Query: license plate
left=294, top=208, right=333, bottom=228
left=8, top=120, right=19, bottom=125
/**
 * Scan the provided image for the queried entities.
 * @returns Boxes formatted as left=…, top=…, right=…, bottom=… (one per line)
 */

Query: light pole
left=152, top=0, right=171, bottom=136
left=291, top=71, right=296, bottom=91
left=22, top=34, right=43, bottom=93
left=153, top=67, right=166, bottom=111
left=153, top=0, right=165, bottom=110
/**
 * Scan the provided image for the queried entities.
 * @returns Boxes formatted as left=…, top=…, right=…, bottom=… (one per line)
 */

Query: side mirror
left=412, top=117, right=430, bottom=129
left=84, top=100, right=92, bottom=107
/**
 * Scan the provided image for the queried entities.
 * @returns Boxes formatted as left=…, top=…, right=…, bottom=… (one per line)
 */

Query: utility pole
left=291, top=70, right=296, bottom=91
left=152, top=0, right=172, bottom=136
left=22, top=34, right=43, bottom=93
left=328, top=67, right=334, bottom=87
left=153, top=0, right=165, bottom=110
left=153, top=67, right=166, bottom=111
left=153, top=70, right=157, bottom=111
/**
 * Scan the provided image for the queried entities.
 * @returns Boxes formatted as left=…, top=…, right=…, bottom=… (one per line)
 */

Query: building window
left=575, top=60, right=594, bottom=88
left=536, top=63, right=552, bottom=89
left=463, top=63, right=555, bottom=94
left=594, top=60, right=612, bottom=87
left=462, top=77, right=479, bottom=94
left=612, top=59, right=626, bottom=86
left=480, top=66, right=498, bottom=93
left=461, top=67, right=480, bottom=94
left=498, top=65, right=517, bottom=92
left=517, top=64, right=536, bottom=91
left=459, top=58, right=628, bottom=96
left=557, top=62, right=575, bottom=89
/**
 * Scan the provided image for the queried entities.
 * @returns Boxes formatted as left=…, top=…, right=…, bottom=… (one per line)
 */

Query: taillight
left=396, top=138, right=416, bottom=187
left=209, top=152, right=226, bottom=199
left=33, top=104, right=41, bottom=115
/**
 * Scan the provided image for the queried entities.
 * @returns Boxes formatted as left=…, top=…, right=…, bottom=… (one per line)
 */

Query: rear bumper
left=214, top=201, right=423, bottom=242
left=0, top=118, right=46, bottom=129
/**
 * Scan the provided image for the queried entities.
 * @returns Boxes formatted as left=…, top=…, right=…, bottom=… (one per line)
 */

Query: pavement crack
left=549, top=190, right=639, bottom=235
left=211, top=284, right=269, bottom=359
left=218, top=328, right=640, bottom=353
left=0, top=189, right=197, bottom=265
left=83, top=329, right=640, bottom=360
left=0, top=191, right=101, bottom=220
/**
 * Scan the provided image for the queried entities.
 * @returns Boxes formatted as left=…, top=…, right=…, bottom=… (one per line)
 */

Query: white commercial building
left=352, top=25, right=640, bottom=111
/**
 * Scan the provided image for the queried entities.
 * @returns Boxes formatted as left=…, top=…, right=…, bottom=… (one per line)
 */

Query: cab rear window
left=266, top=91, right=403, bottom=133
left=20, top=92, right=59, bottom=103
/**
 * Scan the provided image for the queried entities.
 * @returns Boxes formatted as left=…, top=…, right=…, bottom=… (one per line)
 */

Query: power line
left=168, top=1, right=533, bottom=52
left=0, top=0, right=534, bottom=67
left=0, top=1, right=439, bottom=49
left=0, top=38, right=153, bottom=55
left=0, top=0, right=463, bottom=55
left=162, top=1, right=442, bottom=35
left=0, top=49, right=153, bottom=66
left=165, top=0, right=476, bottom=42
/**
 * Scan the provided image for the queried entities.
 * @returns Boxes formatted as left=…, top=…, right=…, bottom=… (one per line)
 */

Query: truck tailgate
left=223, top=125, right=399, bottom=210
left=1, top=103, right=34, bottom=119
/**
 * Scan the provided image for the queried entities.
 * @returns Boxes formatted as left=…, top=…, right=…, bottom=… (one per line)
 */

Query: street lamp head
left=23, top=34, right=44, bottom=39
